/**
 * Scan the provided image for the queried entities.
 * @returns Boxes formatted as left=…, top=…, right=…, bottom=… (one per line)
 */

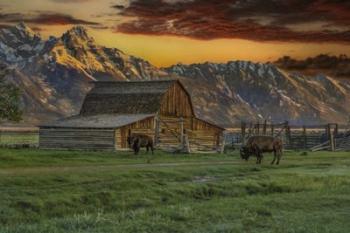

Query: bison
left=240, top=136, right=283, bottom=165
left=127, top=133, right=154, bottom=155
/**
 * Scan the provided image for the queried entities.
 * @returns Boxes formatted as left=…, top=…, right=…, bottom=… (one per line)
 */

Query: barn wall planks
left=192, top=118, right=222, bottom=132
left=115, top=129, right=122, bottom=149
left=116, top=117, right=155, bottom=148
left=157, top=116, right=223, bottom=151
left=190, top=118, right=222, bottom=151
left=39, top=81, right=224, bottom=152
left=157, top=116, right=184, bottom=149
left=40, top=118, right=223, bottom=152
left=160, top=82, right=193, bottom=117
left=39, top=128, right=115, bottom=151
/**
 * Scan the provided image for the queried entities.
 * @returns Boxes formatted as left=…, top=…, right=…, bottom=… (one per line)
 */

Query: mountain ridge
left=1, top=23, right=349, bottom=126
left=165, top=61, right=350, bottom=125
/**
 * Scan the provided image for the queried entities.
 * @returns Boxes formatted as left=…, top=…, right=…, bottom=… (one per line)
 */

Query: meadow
left=0, top=148, right=349, bottom=233
left=0, top=130, right=38, bottom=146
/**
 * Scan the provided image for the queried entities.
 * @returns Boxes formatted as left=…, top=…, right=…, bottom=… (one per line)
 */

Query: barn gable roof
left=40, top=79, right=225, bottom=130
left=80, top=80, right=179, bottom=116
left=40, top=114, right=155, bottom=129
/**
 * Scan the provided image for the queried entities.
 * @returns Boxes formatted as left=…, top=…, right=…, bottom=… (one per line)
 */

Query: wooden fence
left=1, top=123, right=349, bottom=152
left=226, top=121, right=350, bottom=151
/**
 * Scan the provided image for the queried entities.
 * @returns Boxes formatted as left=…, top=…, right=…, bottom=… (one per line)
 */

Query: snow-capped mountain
left=0, top=24, right=168, bottom=124
left=165, top=62, right=350, bottom=125
left=0, top=23, right=43, bottom=64
left=1, top=23, right=349, bottom=126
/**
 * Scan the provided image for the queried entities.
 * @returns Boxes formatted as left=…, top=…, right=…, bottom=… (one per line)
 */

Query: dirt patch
left=192, top=176, right=217, bottom=183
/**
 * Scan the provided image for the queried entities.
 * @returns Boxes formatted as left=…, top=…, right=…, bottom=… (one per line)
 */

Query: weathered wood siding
left=157, top=116, right=223, bottom=151
left=116, top=117, right=155, bottom=149
left=192, top=118, right=221, bottom=131
left=39, top=81, right=224, bottom=152
left=157, top=82, right=223, bottom=150
left=114, top=129, right=122, bottom=149
left=157, top=116, right=186, bottom=148
left=39, top=128, right=115, bottom=151
left=159, top=82, right=193, bottom=117
left=189, top=118, right=222, bottom=151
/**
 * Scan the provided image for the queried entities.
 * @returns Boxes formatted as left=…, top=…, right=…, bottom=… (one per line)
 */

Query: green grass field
left=0, top=132, right=38, bottom=145
left=0, top=148, right=349, bottom=233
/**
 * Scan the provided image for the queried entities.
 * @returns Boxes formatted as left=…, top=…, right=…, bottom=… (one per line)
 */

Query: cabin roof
left=80, top=80, right=179, bottom=115
left=40, top=114, right=155, bottom=129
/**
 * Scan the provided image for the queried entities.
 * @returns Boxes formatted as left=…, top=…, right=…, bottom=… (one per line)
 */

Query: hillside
left=1, top=23, right=349, bottom=126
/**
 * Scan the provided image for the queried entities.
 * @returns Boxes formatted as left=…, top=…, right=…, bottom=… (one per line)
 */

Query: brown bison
left=127, top=133, right=154, bottom=155
left=240, top=136, right=283, bottom=165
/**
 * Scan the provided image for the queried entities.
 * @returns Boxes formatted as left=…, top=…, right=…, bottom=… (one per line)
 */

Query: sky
left=0, top=0, right=349, bottom=67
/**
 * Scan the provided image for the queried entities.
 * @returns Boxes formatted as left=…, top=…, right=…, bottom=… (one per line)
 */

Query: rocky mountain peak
left=7, top=22, right=41, bottom=42
left=61, top=26, right=93, bottom=45
left=16, top=22, right=35, bottom=33
left=0, top=23, right=43, bottom=63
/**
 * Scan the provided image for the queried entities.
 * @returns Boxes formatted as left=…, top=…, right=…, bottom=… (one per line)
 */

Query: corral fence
left=225, top=121, right=350, bottom=151
left=0, top=127, right=39, bottom=148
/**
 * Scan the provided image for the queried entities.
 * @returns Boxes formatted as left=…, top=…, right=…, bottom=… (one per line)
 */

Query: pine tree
left=0, top=64, right=22, bottom=122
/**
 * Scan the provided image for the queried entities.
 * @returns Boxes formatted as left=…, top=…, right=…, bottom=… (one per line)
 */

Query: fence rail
left=226, top=121, right=350, bottom=151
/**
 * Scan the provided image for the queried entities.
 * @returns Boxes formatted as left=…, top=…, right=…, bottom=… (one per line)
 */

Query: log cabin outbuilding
left=39, top=80, right=225, bottom=152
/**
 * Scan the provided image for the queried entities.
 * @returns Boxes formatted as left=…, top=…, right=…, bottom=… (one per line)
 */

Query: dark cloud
left=0, top=24, right=10, bottom=29
left=25, top=13, right=100, bottom=25
left=0, top=12, right=25, bottom=22
left=113, top=0, right=350, bottom=43
left=112, top=4, right=125, bottom=10
left=50, top=0, right=92, bottom=3
left=0, top=12, right=100, bottom=26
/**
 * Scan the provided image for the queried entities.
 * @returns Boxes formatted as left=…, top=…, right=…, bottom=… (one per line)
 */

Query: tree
left=0, top=64, right=22, bottom=122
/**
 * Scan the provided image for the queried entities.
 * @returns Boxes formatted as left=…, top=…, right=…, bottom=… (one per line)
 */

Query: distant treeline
left=274, top=54, right=350, bottom=77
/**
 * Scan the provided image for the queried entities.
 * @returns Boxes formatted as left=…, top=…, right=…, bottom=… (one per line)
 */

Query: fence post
left=330, top=130, right=335, bottom=152
left=179, top=117, right=184, bottom=146
left=241, top=121, right=246, bottom=145
left=334, top=124, right=338, bottom=137
left=271, top=124, right=274, bottom=137
left=263, top=120, right=267, bottom=135
left=302, top=125, right=307, bottom=149
left=154, top=115, right=160, bottom=146
left=327, top=124, right=335, bottom=151
left=334, top=123, right=338, bottom=150
left=331, top=124, right=335, bottom=151
left=285, top=121, right=291, bottom=146
left=184, top=133, right=191, bottom=154
left=248, top=122, right=253, bottom=137
left=220, top=132, right=227, bottom=154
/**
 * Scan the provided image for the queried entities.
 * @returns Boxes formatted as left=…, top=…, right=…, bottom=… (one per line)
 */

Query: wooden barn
left=39, top=80, right=225, bottom=152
